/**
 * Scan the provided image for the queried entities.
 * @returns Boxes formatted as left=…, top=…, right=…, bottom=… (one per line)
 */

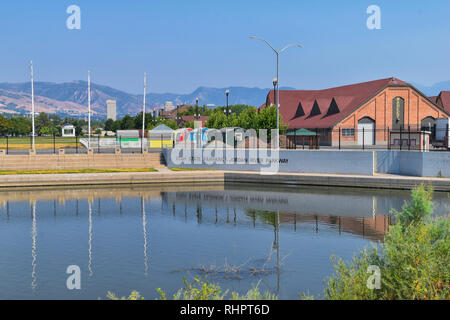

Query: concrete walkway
left=0, top=169, right=449, bottom=191
left=224, top=171, right=450, bottom=191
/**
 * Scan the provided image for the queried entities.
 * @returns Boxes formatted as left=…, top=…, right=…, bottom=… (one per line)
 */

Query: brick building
left=430, top=91, right=450, bottom=114
left=263, top=78, right=450, bottom=146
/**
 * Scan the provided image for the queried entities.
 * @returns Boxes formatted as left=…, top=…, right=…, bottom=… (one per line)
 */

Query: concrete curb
left=0, top=170, right=449, bottom=191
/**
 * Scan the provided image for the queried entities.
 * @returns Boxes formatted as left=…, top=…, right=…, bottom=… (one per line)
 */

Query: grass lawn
left=0, top=137, right=82, bottom=149
left=0, top=143, right=82, bottom=150
left=0, top=168, right=158, bottom=175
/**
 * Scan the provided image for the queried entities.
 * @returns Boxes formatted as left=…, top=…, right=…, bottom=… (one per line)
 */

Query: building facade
left=263, top=78, right=450, bottom=146
left=106, top=99, right=117, bottom=121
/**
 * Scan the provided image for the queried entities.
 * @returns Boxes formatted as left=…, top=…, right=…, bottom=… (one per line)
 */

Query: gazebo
left=62, top=124, right=76, bottom=137
left=286, top=128, right=320, bottom=149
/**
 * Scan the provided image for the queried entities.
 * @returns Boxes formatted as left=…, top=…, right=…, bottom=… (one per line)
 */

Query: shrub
left=109, top=277, right=278, bottom=301
left=323, top=184, right=450, bottom=300
left=157, top=277, right=227, bottom=300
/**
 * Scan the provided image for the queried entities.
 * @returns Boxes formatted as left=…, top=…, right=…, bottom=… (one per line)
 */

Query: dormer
left=308, top=100, right=321, bottom=117
left=325, top=98, right=340, bottom=116
left=293, top=101, right=305, bottom=118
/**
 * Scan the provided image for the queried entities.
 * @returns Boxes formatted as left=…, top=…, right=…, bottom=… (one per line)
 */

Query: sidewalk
left=0, top=169, right=448, bottom=191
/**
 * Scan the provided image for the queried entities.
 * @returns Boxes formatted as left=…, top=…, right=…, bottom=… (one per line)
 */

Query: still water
left=0, top=184, right=448, bottom=300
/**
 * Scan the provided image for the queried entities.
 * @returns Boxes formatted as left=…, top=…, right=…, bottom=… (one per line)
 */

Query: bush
left=108, top=277, right=278, bottom=300
left=323, top=184, right=449, bottom=300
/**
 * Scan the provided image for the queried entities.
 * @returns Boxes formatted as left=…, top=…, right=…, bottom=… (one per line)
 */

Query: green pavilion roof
left=286, top=128, right=318, bottom=136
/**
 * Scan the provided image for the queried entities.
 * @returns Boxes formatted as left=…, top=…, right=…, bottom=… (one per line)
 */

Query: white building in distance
left=164, top=101, right=175, bottom=112
left=62, top=124, right=76, bottom=137
left=106, top=99, right=117, bottom=121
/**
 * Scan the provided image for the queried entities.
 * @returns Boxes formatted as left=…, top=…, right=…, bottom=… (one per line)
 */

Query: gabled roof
left=265, top=78, right=411, bottom=128
left=180, top=115, right=210, bottom=122
left=149, top=124, right=174, bottom=132
left=286, top=128, right=318, bottom=136
left=435, top=91, right=450, bottom=114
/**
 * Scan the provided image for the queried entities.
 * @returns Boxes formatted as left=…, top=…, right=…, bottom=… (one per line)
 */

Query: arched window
left=392, top=97, right=405, bottom=130
left=421, top=116, right=436, bottom=136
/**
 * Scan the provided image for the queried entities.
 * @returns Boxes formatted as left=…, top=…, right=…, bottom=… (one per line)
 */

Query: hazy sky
left=1, top=0, right=449, bottom=93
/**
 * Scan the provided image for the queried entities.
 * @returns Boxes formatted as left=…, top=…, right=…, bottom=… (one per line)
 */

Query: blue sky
left=1, top=0, right=449, bottom=93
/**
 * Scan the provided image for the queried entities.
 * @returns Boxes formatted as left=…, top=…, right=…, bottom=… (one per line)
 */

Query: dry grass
left=0, top=168, right=158, bottom=175
left=174, top=246, right=290, bottom=280
left=0, top=143, right=82, bottom=150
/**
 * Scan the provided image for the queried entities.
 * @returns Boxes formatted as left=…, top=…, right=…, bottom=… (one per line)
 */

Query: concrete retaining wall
left=0, top=153, right=164, bottom=171
left=377, top=151, right=450, bottom=177
left=165, top=148, right=450, bottom=178
left=164, top=149, right=375, bottom=175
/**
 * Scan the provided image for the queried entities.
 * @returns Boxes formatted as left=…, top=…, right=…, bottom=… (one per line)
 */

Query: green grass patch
left=0, top=168, right=158, bottom=175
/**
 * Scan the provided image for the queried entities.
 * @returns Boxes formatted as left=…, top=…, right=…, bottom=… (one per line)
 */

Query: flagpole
left=30, top=61, right=35, bottom=151
left=142, top=72, right=146, bottom=142
left=88, top=70, right=91, bottom=149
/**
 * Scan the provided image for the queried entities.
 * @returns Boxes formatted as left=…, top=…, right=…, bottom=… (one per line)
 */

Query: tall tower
left=106, top=99, right=117, bottom=121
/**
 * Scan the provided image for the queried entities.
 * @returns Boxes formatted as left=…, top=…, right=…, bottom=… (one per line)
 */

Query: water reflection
left=0, top=184, right=448, bottom=299
left=88, top=200, right=93, bottom=277
left=31, top=201, right=37, bottom=291
left=141, top=196, right=149, bottom=276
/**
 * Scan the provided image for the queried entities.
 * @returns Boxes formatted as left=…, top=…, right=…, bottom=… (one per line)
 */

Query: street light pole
left=195, top=98, right=199, bottom=120
left=273, top=78, right=278, bottom=109
left=225, top=89, right=230, bottom=119
left=249, top=36, right=303, bottom=148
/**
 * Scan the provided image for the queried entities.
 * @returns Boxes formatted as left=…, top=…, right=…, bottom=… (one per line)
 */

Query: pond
left=0, top=184, right=448, bottom=300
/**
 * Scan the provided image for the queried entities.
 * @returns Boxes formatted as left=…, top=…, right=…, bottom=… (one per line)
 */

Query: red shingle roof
left=180, top=115, right=210, bottom=122
left=435, top=91, right=450, bottom=114
left=265, top=77, right=410, bottom=129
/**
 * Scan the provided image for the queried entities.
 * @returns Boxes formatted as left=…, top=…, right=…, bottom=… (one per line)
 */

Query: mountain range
left=0, top=81, right=289, bottom=118
left=0, top=79, right=448, bottom=119
left=412, top=81, right=450, bottom=97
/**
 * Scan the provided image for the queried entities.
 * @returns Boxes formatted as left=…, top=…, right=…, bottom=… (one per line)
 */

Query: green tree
left=39, top=126, right=53, bottom=136
left=111, top=120, right=121, bottom=132
left=205, top=110, right=228, bottom=129
left=257, top=105, right=288, bottom=135
left=120, top=115, right=135, bottom=130
left=0, top=115, right=11, bottom=135
left=104, top=118, right=114, bottom=131
left=237, top=107, right=258, bottom=129
left=134, top=112, right=154, bottom=131
left=35, top=112, right=51, bottom=135
left=9, top=117, right=31, bottom=136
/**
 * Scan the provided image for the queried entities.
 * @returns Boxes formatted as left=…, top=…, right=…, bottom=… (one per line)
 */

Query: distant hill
left=411, top=81, right=450, bottom=96
left=0, top=81, right=291, bottom=118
